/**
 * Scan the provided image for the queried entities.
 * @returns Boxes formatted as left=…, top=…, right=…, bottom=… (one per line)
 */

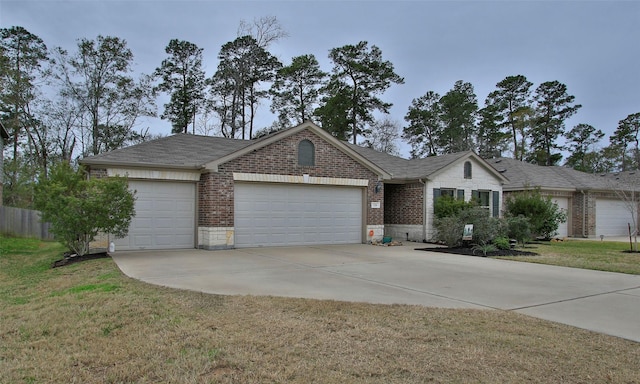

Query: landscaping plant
left=33, top=162, right=135, bottom=256
left=504, top=189, right=566, bottom=239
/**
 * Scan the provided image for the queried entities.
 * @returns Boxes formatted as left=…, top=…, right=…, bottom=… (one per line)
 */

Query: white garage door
left=552, top=197, right=569, bottom=238
left=596, top=198, right=632, bottom=236
left=114, top=181, right=196, bottom=250
left=234, top=183, right=363, bottom=247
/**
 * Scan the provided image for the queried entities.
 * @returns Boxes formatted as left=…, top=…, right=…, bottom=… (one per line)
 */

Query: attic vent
left=494, top=159, right=502, bottom=163
left=498, top=169, right=507, bottom=173
left=629, top=172, right=635, bottom=175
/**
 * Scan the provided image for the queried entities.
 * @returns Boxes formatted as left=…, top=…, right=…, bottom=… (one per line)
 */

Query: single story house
left=0, top=121, right=9, bottom=205
left=81, top=121, right=638, bottom=250
left=81, top=121, right=509, bottom=250
left=486, top=157, right=640, bottom=238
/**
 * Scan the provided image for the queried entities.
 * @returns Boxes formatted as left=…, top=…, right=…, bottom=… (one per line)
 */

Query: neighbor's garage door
left=234, top=183, right=363, bottom=247
left=596, top=198, right=631, bottom=236
left=552, top=197, right=569, bottom=238
left=114, top=181, right=196, bottom=251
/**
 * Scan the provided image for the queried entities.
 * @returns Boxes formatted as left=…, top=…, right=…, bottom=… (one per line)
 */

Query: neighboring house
left=347, top=146, right=509, bottom=242
left=81, top=121, right=509, bottom=250
left=487, top=157, right=640, bottom=238
left=0, top=121, right=9, bottom=205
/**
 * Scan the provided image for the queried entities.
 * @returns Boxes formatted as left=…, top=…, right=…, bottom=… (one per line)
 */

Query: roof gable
left=204, top=121, right=391, bottom=178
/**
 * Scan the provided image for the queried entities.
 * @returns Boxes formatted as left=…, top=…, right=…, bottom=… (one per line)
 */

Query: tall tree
left=564, top=123, right=604, bottom=172
left=361, top=117, right=401, bottom=156
left=0, top=26, right=49, bottom=205
left=210, top=35, right=280, bottom=139
left=528, top=80, right=581, bottom=166
left=323, top=41, right=404, bottom=144
left=269, top=54, right=327, bottom=127
left=477, top=101, right=509, bottom=159
left=402, top=90, right=441, bottom=158
left=608, top=112, right=640, bottom=171
left=55, top=35, right=155, bottom=155
left=486, top=75, right=533, bottom=160
left=438, top=80, right=478, bottom=153
left=155, top=39, right=206, bottom=134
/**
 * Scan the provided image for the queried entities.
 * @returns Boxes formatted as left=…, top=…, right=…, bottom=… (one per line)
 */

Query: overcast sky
left=2, top=0, right=639, bottom=158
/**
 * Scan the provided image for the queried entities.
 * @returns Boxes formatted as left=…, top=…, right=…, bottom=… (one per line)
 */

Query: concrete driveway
left=112, top=243, right=640, bottom=343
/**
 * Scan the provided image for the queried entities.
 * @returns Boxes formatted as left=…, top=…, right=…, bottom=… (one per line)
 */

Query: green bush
left=493, top=236, right=511, bottom=250
left=34, top=162, right=136, bottom=256
left=433, top=216, right=465, bottom=248
left=434, top=195, right=476, bottom=219
left=434, top=207, right=501, bottom=247
left=504, top=189, right=567, bottom=239
left=505, top=215, right=532, bottom=247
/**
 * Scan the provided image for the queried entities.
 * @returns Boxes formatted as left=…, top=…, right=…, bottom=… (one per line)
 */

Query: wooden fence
left=0, top=205, right=54, bottom=240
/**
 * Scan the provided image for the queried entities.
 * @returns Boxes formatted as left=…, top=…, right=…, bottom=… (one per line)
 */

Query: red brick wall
left=198, top=130, right=383, bottom=226
left=384, top=183, right=423, bottom=225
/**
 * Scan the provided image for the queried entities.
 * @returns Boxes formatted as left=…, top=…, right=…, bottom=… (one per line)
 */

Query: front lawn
left=496, top=240, right=640, bottom=274
left=1, top=235, right=639, bottom=383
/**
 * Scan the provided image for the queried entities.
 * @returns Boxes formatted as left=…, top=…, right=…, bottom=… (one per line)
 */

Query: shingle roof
left=487, top=157, right=637, bottom=191
left=81, top=134, right=253, bottom=169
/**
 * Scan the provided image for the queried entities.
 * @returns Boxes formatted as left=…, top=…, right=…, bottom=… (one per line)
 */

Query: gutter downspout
left=581, top=190, right=587, bottom=238
left=420, top=178, right=427, bottom=242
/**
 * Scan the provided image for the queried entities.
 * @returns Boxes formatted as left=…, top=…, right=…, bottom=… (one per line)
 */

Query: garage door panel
left=235, top=183, right=363, bottom=247
left=114, top=181, right=195, bottom=251
left=597, top=199, right=632, bottom=236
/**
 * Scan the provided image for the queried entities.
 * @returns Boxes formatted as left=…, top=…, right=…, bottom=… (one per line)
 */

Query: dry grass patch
left=1, top=236, right=639, bottom=383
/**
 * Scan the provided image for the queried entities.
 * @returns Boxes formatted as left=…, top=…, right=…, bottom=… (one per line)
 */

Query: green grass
left=496, top=239, right=640, bottom=274
left=1, top=235, right=639, bottom=383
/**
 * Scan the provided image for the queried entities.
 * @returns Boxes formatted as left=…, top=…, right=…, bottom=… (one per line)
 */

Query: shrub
left=505, top=215, right=532, bottom=247
left=34, top=162, right=136, bottom=256
left=434, top=207, right=501, bottom=247
left=504, top=189, right=567, bottom=239
left=433, top=216, right=465, bottom=247
left=458, top=207, right=501, bottom=246
left=434, top=195, right=476, bottom=219
left=493, top=236, right=511, bottom=250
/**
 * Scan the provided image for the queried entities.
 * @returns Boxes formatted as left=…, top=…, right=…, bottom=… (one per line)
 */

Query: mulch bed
left=415, top=247, right=538, bottom=257
left=52, top=252, right=110, bottom=268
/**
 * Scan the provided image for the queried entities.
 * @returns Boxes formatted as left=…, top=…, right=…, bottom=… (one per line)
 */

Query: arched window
left=298, top=140, right=315, bottom=166
left=464, top=161, right=472, bottom=179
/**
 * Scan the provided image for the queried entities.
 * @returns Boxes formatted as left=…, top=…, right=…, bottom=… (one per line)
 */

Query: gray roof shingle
left=487, top=157, right=638, bottom=191
left=81, top=134, right=253, bottom=169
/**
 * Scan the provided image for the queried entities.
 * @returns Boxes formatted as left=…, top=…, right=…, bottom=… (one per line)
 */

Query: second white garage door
left=596, top=198, right=633, bottom=236
left=234, top=183, right=363, bottom=247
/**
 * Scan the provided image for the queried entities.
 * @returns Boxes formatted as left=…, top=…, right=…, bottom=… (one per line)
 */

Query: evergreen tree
left=485, top=75, right=533, bottom=160
left=402, top=91, right=441, bottom=158
left=564, top=123, right=604, bottom=172
left=438, top=80, right=478, bottom=153
left=528, top=81, right=581, bottom=166
left=270, top=54, right=327, bottom=127
left=321, top=41, right=404, bottom=144
left=154, top=39, right=206, bottom=134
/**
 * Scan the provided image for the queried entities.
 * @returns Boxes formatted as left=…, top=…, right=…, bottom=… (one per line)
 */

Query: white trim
left=107, top=168, right=201, bottom=181
left=232, top=172, right=369, bottom=187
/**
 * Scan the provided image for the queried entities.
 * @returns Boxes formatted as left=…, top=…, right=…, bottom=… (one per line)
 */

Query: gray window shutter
left=472, top=190, right=479, bottom=202
left=457, top=189, right=464, bottom=200
left=492, top=191, right=500, bottom=217
left=433, top=188, right=441, bottom=201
